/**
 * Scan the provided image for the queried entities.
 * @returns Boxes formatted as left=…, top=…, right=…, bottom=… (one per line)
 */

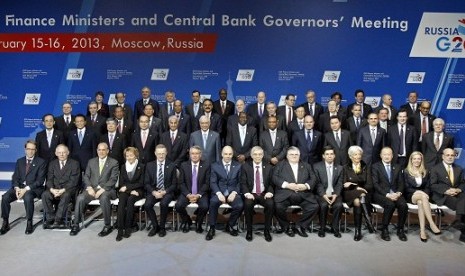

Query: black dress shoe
left=397, top=230, right=407, bottom=242
left=53, top=220, right=65, bottom=229
left=318, top=229, right=325, bottom=238
left=246, top=231, right=253, bottom=241
left=123, top=229, right=131, bottom=238
left=69, top=224, right=80, bottom=236
left=381, top=229, right=391, bottom=241
left=285, top=227, right=295, bottom=237
left=229, top=227, right=239, bottom=237
left=196, top=223, right=204, bottom=234
left=420, top=236, right=428, bottom=243
left=205, top=228, right=215, bottom=241
left=148, top=225, right=159, bottom=237
left=451, top=220, right=465, bottom=231
left=182, top=222, right=192, bottom=233
left=44, top=220, right=54, bottom=229
left=116, top=230, right=123, bottom=241
left=264, top=230, right=272, bottom=242
left=98, top=225, right=113, bottom=237
left=459, top=233, right=465, bottom=242
left=334, top=231, right=342, bottom=238
left=294, top=226, right=308, bottom=238
left=354, top=229, right=362, bottom=241
left=25, top=220, right=33, bottom=235
left=158, top=228, right=167, bottom=237
left=0, top=221, right=10, bottom=235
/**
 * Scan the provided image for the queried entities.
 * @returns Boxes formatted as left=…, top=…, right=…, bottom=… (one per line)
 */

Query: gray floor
left=1, top=201, right=464, bottom=276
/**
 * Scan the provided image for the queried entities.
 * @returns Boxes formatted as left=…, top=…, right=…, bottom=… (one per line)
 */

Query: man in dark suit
left=144, top=144, right=177, bottom=237
left=357, top=113, right=386, bottom=165
left=86, top=101, right=107, bottom=140
left=213, top=88, right=235, bottom=144
left=68, top=114, right=98, bottom=172
left=201, top=98, right=222, bottom=134
left=133, top=86, right=160, bottom=123
left=387, top=109, right=418, bottom=169
left=329, top=92, right=348, bottom=122
left=54, top=102, right=76, bottom=145
left=69, top=142, right=119, bottom=236
left=377, top=107, right=392, bottom=132
left=372, top=147, right=408, bottom=241
left=258, top=101, right=286, bottom=132
left=324, top=116, right=352, bottom=166
left=226, top=112, right=258, bottom=163
left=347, top=89, right=373, bottom=119
left=399, top=91, right=419, bottom=118
left=130, top=115, right=158, bottom=164
left=141, top=104, right=163, bottom=134
left=100, top=118, right=126, bottom=166
left=292, top=115, right=323, bottom=165
left=241, top=146, right=274, bottom=242
left=246, top=91, right=268, bottom=129
left=374, top=94, right=397, bottom=124
left=287, top=106, right=306, bottom=143
left=175, top=146, right=211, bottom=234
left=0, top=140, right=47, bottom=235
left=299, top=90, right=324, bottom=131
left=109, top=92, right=133, bottom=121
left=408, top=101, right=435, bottom=148
left=158, top=90, right=176, bottom=131
left=185, top=90, right=203, bottom=131
left=206, top=146, right=243, bottom=240
left=430, top=148, right=465, bottom=242
left=42, top=144, right=80, bottom=229
left=273, top=146, right=319, bottom=237
left=277, top=93, right=296, bottom=130
left=113, top=106, right=133, bottom=144
left=226, top=99, right=255, bottom=130
left=345, top=104, right=367, bottom=144
left=35, top=113, right=65, bottom=163
left=189, top=115, right=221, bottom=164
left=159, top=115, right=188, bottom=168
left=259, top=115, right=289, bottom=166
left=314, top=146, right=343, bottom=238
left=172, top=100, right=192, bottom=136
left=422, top=118, right=455, bottom=169
left=319, top=100, right=344, bottom=134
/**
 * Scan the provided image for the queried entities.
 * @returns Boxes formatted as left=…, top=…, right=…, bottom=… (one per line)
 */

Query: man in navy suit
left=324, top=116, right=352, bottom=166
left=273, top=146, right=319, bottom=238
left=172, top=99, right=192, bottom=136
left=175, top=146, right=211, bottom=234
left=133, top=86, right=160, bottom=123
left=35, top=113, right=65, bottom=164
left=347, top=89, right=373, bottom=119
left=246, top=91, right=268, bottom=129
left=387, top=109, right=417, bottom=169
left=158, top=90, right=176, bottom=131
left=113, top=106, right=133, bottom=147
left=68, top=114, right=98, bottom=172
left=357, top=113, right=386, bottom=165
left=189, top=115, right=221, bottom=164
left=399, top=91, right=419, bottom=118
left=345, top=104, right=367, bottom=144
left=225, top=112, right=258, bottom=163
left=277, top=93, right=296, bottom=130
left=213, top=88, right=235, bottom=145
left=1, top=140, right=47, bottom=235
left=185, top=90, right=203, bottom=131
left=205, top=146, right=243, bottom=241
left=292, top=115, right=323, bottom=165
left=54, top=102, right=76, bottom=145
left=159, top=115, right=188, bottom=168
left=144, top=144, right=177, bottom=238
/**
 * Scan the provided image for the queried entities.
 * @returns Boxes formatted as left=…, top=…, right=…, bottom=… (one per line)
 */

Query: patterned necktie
left=335, top=132, right=341, bottom=147
left=118, top=120, right=123, bottom=134
left=448, top=165, right=454, bottom=186
left=109, top=134, right=114, bottom=149
left=157, top=163, right=164, bottom=189
left=60, top=161, right=65, bottom=170
left=192, top=164, right=198, bottom=194
left=171, top=132, right=175, bottom=145
left=421, top=117, right=427, bottom=136
left=306, top=130, right=312, bottom=150
left=399, top=125, right=404, bottom=156
left=26, top=159, right=31, bottom=174
left=434, top=134, right=440, bottom=151
left=255, top=165, right=262, bottom=194
left=168, top=103, right=173, bottom=114
left=78, top=130, right=83, bottom=145
left=386, top=164, right=391, bottom=183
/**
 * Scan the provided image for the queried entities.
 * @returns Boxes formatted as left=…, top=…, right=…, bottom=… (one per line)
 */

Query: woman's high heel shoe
left=420, top=232, right=428, bottom=243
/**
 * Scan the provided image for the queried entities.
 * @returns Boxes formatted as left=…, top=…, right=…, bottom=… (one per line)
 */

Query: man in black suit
left=299, top=90, right=324, bottom=131
left=133, top=86, right=160, bottom=123
left=42, top=144, right=80, bottom=229
left=131, top=115, right=158, bottom=164
left=226, top=99, right=255, bottom=130
left=201, top=98, right=222, bottom=135
left=175, top=146, right=210, bottom=234
left=324, top=116, right=352, bottom=166
left=258, top=101, right=286, bottom=132
left=357, top=113, right=386, bottom=165
left=113, top=106, right=133, bottom=144
left=408, top=101, right=435, bottom=148
left=292, top=115, right=323, bottom=165
left=100, top=118, right=126, bottom=166
left=259, top=116, right=289, bottom=166
left=347, top=89, right=373, bottom=119
left=345, top=104, right=367, bottom=144
left=387, top=109, right=417, bottom=169
left=213, top=88, right=235, bottom=144
left=144, top=144, right=177, bottom=237
left=226, top=112, right=258, bottom=163
left=109, top=92, right=133, bottom=121
left=68, top=114, right=98, bottom=172
left=172, top=99, right=192, bottom=136
left=277, top=93, right=296, bottom=130
left=35, top=113, right=65, bottom=163
left=205, top=146, right=243, bottom=241
left=273, top=146, right=319, bottom=237
left=86, top=101, right=106, bottom=140
left=287, top=106, right=306, bottom=143
left=246, top=91, right=268, bottom=129
left=70, top=143, right=119, bottom=237
left=422, top=118, right=455, bottom=169
left=0, top=140, right=47, bottom=235
left=399, top=91, right=419, bottom=118
left=319, top=100, right=343, bottom=134
left=241, top=146, right=274, bottom=242
left=185, top=90, right=203, bottom=131
left=329, top=92, right=347, bottom=122
left=54, top=102, right=76, bottom=145
left=159, top=115, right=188, bottom=168
left=158, top=90, right=176, bottom=131
left=374, top=94, right=397, bottom=124
left=372, top=147, right=408, bottom=241
left=314, top=146, right=343, bottom=238
left=142, top=104, right=163, bottom=134
left=430, top=148, right=465, bottom=242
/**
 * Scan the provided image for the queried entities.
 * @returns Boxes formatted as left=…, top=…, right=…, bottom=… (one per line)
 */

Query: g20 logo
left=436, top=36, right=464, bottom=52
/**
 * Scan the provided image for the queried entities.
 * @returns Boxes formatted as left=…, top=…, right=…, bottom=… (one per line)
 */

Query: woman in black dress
left=116, top=147, right=145, bottom=241
left=404, top=151, right=441, bottom=242
left=343, top=145, right=376, bottom=241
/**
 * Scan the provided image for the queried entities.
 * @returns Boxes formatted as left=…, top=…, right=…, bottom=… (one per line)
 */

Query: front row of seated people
left=1, top=140, right=464, bottom=244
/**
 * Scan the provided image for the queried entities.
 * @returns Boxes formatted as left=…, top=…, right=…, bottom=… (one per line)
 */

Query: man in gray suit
left=189, top=115, right=221, bottom=164
left=70, top=142, right=119, bottom=237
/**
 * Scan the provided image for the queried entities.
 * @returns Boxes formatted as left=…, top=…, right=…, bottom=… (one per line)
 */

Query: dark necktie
left=255, top=165, right=261, bottom=194
left=192, top=164, right=198, bottom=194
left=306, top=130, right=313, bottom=150
left=157, top=163, right=164, bottom=190
left=26, top=159, right=31, bottom=174
left=399, top=125, right=404, bottom=156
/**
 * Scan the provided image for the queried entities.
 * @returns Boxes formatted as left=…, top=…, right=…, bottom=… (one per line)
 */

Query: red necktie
left=255, top=165, right=262, bottom=194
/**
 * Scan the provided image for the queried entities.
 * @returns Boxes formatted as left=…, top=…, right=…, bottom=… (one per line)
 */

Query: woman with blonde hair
left=404, top=151, right=441, bottom=242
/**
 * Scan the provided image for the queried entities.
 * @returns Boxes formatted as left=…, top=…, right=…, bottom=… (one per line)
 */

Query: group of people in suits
left=2, top=87, right=464, bottom=244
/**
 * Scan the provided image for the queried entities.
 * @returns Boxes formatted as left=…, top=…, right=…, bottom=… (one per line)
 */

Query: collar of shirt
left=158, top=161, right=165, bottom=167
left=99, top=157, right=107, bottom=163
left=171, top=130, right=177, bottom=137
left=222, top=161, right=231, bottom=167
left=108, top=131, right=116, bottom=136
left=78, top=127, right=86, bottom=133
left=325, top=162, right=333, bottom=167
left=201, top=130, right=209, bottom=136
left=269, top=129, right=276, bottom=134
left=443, top=161, right=452, bottom=169
left=254, top=162, right=262, bottom=168
left=46, top=129, right=54, bottom=134
left=382, top=162, right=391, bottom=167
left=191, top=162, right=200, bottom=167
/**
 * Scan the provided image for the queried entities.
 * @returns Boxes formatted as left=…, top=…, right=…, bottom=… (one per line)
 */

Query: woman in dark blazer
left=403, top=151, right=441, bottom=242
left=342, top=145, right=376, bottom=241
left=116, top=147, right=145, bottom=241
left=88, top=91, right=110, bottom=118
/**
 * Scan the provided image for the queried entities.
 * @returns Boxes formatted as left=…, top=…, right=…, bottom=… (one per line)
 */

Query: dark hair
left=354, top=89, right=364, bottom=97
left=95, top=91, right=105, bottom=98
left=322, top=145, right=335, bottom=155
left=285, top=93, right=296, bottom=100
left=331, top=91, right=342, bottom=99
left=42, top=113, right=54, bottom=121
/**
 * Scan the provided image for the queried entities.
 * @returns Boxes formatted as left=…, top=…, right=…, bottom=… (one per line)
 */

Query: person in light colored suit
left=189, top=115, right=221, bottom=164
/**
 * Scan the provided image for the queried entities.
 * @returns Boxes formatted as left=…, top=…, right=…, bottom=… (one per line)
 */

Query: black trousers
left=42, top=189, right=75, bottom=222
left=144, top=193, right=175, bottom=229
left=1, top=188, right=43, bottom=221
left=444, top=193, right=465, bottom=216
left=117, top=192, right=143, bottom=230
left=175, top=195, right=209, bottom=224
left=208, top=194, right=243, bottom=227
left=244, top=194, right=274, bottom=231
left=373, top=193, right=408, bottom=229
left=317, top=195, right=343, bottom=230
left=275, top=193, right=319, bottom=229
